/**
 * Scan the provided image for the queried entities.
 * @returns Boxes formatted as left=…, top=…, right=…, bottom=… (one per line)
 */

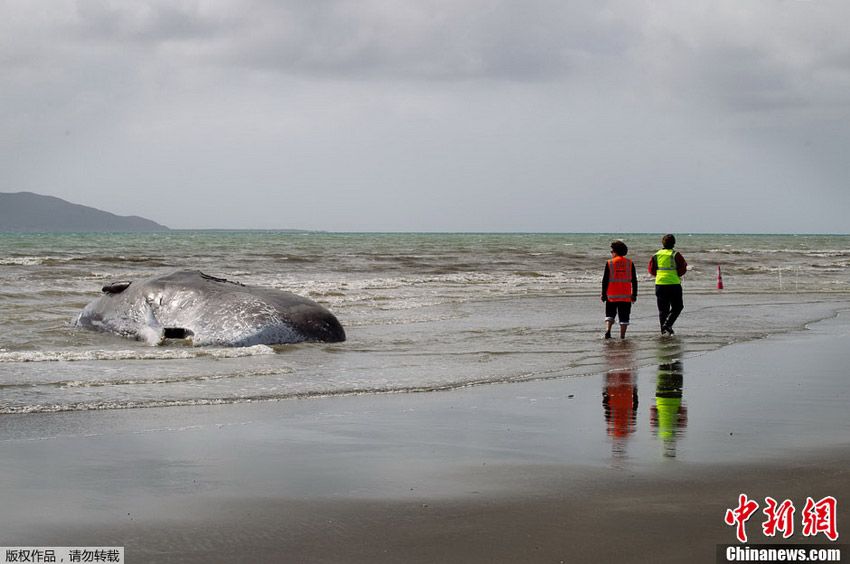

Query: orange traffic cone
left=717, top=265, right=724, bottom=290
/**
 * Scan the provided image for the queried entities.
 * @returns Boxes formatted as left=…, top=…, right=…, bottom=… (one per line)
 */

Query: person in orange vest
left=601, top=240, right=638, bottom=339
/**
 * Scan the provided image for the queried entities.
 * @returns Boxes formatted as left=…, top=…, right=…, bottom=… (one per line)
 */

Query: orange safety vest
left=606, top=256, right=634, bottom=302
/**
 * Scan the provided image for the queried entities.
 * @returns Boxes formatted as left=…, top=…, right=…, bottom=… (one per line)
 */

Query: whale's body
left=74, top=270, right=345, bottom=346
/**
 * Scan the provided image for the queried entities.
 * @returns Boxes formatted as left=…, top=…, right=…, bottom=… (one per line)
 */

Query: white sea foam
left=139, top=325, right=163, bottom=346
left=0, top=345, right=275, bottom=363
left=30, top=367, right=287, bottom=389
left=0, top=257, right=55, bottom=266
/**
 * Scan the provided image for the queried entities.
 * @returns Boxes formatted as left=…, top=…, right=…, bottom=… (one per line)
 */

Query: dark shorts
left=605, top=301, right=632, bottom=325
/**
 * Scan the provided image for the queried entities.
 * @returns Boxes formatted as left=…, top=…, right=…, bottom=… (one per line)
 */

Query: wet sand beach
left=2, top=311, right=849, bottom=562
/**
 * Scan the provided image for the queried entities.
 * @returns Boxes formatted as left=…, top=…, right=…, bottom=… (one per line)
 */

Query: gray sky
left=2, top=0, right=849, bottom=232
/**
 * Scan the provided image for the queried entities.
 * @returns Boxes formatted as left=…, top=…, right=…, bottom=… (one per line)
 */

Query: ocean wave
left=0, top=255, right=165, bottom=267
left=65, top=255, right=173, bottom=267
left=304, top=272, right=600, bottom=312
left=0, top=256, right=69, bottom=266
left=0, top=370, right=569, bottom=414
left=1, top=399, right=237, bottom=414
left=0, top=368, right=288, bottom=391
left=248, top=253, right=317, bottom=263
left=705, top=248, right=850, bottom=257
left=0, top=345, right=275, bottom=363
left=512, top=271, right=552, bottom=278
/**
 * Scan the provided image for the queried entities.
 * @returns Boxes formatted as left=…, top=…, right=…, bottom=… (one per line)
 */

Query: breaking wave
left=0, top=345, right=275, bottom=363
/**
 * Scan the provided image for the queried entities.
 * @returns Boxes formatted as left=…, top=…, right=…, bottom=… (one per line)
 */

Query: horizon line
left=4, top=229, right=847, bottom=236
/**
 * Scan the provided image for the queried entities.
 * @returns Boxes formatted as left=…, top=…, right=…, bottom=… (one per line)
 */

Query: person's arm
left=675, top=253, right=688, bottom=277
left=647, top=255, right=657, bottom=276
left=631, top=262, right=638, bottom=301
left=601, top=263, right=609, bottom=301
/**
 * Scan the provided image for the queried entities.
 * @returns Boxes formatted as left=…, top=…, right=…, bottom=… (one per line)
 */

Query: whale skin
left=74, top=270, right=346, bottom=346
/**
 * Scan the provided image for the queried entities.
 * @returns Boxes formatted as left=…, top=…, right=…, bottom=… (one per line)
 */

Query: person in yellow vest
left=601, top=240, right=637, bottom=339
left=647, top=234, right=688, bottom=335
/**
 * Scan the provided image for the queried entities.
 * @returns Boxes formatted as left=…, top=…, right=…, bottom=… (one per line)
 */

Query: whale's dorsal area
left=102, top=280, right=132, bottom=294
left=75, top=270, right=346, bottom=346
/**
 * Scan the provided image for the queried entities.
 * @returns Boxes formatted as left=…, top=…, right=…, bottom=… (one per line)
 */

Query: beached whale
left=74, top=270, right=346, bottom=346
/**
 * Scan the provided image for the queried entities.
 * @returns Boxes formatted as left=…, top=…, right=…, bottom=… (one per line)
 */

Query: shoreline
left=2, top=310, right=849, bottom=562
left=3, top=293, right=848, bottom=416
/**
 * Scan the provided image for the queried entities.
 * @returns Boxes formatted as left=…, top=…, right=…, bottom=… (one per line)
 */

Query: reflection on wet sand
left=602, top=340, right=638, bottom=462
left=650, top=338, right=688, bottom=458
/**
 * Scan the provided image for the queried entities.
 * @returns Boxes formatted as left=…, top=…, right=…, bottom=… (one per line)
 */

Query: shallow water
left=1, top=232, right=848, bottom=413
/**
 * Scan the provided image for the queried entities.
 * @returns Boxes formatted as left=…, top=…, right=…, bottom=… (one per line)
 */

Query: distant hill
left=0, top=192, right=169, bottom=232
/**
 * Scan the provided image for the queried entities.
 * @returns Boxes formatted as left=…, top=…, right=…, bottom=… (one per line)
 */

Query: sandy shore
left=2, top=312, right=849, bottom=563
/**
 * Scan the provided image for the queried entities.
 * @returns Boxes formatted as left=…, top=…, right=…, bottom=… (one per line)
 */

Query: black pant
left=655, top=284, right=683, bottom=329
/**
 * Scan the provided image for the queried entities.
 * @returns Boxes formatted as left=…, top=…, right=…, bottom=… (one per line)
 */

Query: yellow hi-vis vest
left=655, top=249, right=681, bottom=285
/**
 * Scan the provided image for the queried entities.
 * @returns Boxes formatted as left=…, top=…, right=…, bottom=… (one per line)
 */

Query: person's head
left=661, top=234, right=676, bottom=249
left=610, top=240, right=628, bottom=257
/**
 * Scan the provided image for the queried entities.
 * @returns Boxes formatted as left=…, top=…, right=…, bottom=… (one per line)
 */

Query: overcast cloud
left=1, top=0, right=848, bottom=232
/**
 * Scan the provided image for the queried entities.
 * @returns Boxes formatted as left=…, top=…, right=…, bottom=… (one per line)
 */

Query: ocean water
left=1, top=232, right=848, bottom=414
